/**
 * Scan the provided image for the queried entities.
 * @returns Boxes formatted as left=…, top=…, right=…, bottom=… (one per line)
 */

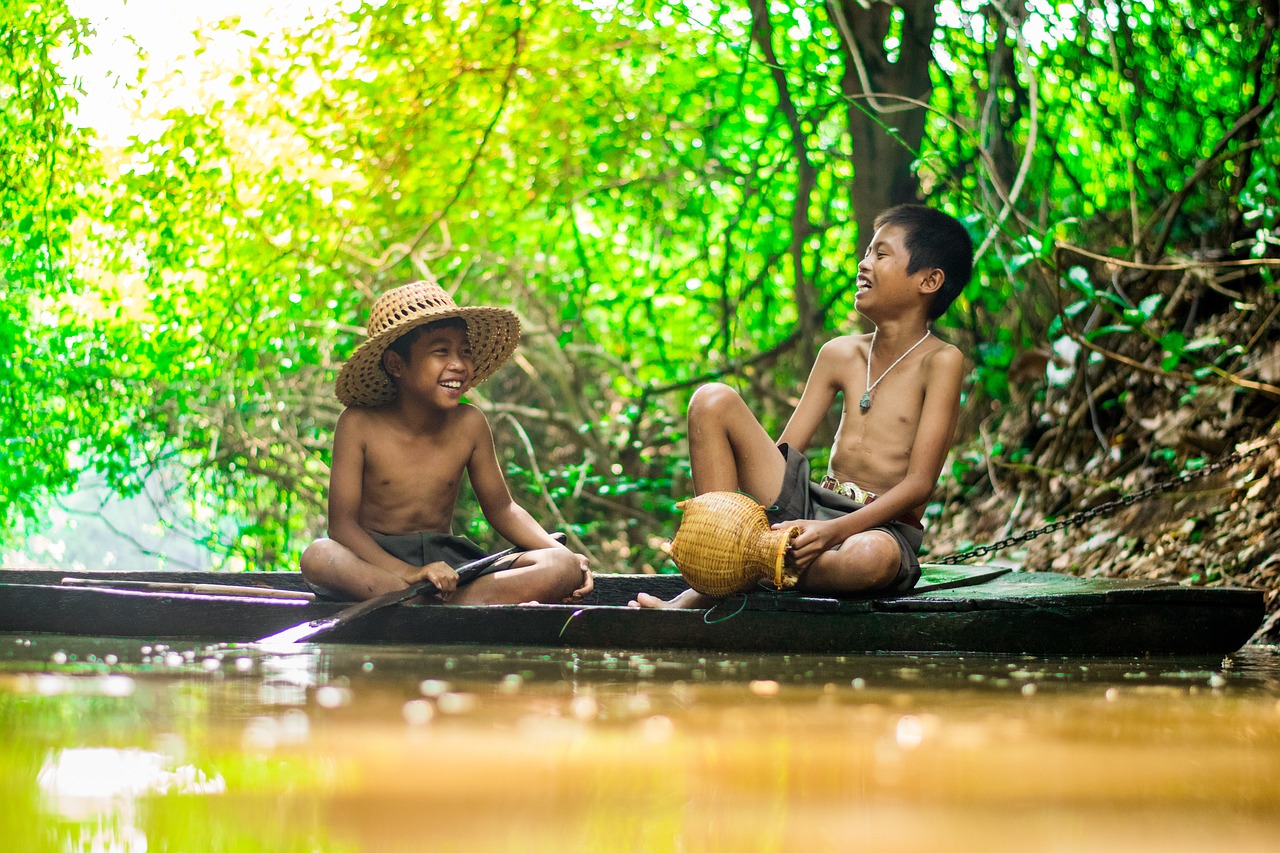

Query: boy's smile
left=390, top=326, right=475, bottom=407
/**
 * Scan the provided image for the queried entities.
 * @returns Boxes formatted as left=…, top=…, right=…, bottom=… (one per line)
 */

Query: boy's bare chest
left=838, top=359, right=925, bottom=419
left=833, top=369, right=925, bottom=456
left=363, top=429, right=470, bottom=493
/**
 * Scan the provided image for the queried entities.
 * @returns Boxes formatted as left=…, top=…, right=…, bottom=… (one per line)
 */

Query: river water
left=2, top=635, right=1278, bottom=852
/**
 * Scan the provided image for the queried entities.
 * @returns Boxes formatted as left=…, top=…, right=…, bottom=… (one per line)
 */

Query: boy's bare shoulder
left=335, top=404, right=372, bottom=432
left=921, top=340, right=966, bottom=393
left=818, top=332, right=872, bottom=361
left=335, top=404, right=389, bottom=435
left=923, top=339, right=966, bottom=369
left=451, top=402, right=489, bottom=431
left=822, top=332, right=873, bottom=350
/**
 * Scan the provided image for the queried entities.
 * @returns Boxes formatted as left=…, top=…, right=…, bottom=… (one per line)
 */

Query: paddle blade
left=253, top=587, right=418, bottom=646
left=256, top=617, right=342, bottom=646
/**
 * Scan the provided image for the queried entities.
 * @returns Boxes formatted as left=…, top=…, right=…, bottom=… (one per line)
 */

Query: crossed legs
left=300, top=539, right=585, bottom=605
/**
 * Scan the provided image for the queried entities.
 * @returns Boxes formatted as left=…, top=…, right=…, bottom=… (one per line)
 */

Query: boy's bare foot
left=628, top=589, right=716, bottom=609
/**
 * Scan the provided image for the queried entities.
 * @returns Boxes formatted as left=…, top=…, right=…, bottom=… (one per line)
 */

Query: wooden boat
left=0, top=565, right=1264, bottom=655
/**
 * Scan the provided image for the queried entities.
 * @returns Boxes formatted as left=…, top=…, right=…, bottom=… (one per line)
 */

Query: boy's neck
left=863, top=316, right=932, bottom=348
left=389, top=397, right=453, bottom=432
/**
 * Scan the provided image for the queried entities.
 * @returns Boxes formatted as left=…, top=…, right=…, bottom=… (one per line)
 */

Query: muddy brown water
left=2, top=635, right=1279, bottom=852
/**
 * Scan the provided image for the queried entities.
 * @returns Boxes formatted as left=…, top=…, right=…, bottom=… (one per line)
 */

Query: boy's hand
left=564, top=553, right=593, bottom=602
left=409, top=560, right=460, bottom=597
left=778, top=519, right=844, bottom=568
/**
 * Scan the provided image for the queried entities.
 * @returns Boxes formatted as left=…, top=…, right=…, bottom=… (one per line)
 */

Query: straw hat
left=335, top=281, right=521, bottom=407
left=669, top=491, right=802, bottom=596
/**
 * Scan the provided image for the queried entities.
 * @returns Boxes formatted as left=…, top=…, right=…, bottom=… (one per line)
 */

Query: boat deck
left=0, top=566, right=1265, bottom=655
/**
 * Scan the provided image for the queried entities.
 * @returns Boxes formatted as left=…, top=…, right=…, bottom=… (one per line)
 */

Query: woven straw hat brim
left=335, top=284, right=520, bottom=408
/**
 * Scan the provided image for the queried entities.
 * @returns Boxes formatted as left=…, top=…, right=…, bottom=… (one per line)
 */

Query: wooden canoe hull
left=0, top=566, right=1264, bottom=655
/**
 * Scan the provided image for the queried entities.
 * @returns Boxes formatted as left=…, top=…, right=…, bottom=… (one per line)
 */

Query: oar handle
left=405, top=531, right=568, bottom=599
left=396, top=545, right=517, bottom=603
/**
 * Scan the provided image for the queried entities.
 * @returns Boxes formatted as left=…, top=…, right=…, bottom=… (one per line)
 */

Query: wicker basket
left=669, top=491, right=801, bottom=596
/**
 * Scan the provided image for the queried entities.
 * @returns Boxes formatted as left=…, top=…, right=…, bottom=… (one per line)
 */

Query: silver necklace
left=860, top=330, right=932, bottom=413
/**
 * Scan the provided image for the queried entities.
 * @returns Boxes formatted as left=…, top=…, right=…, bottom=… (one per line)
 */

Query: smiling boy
left=635, top=204, right=973, bottom=607
left=300, top=281, right=591, bottom=604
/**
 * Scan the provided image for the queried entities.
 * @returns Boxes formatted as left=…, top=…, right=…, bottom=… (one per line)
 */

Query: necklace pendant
left=859, top=390, right=872, bottom=413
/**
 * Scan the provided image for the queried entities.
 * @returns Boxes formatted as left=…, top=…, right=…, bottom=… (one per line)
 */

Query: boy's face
left=385, top=326, right=474, bottom=407
left=854, top=224, right=938, bottom=317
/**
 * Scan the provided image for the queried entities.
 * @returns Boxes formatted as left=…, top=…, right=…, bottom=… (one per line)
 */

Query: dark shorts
left=763, top=444, right=922, bottom=593
left=307, top=531, right=502, bottom=600
left=371, top=530, right=490, bottom=570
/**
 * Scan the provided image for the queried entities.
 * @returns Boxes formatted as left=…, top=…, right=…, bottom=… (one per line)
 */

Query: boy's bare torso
left=824, top=333, right=956, bottom=513
left=343, top=405, right=478, bottom=536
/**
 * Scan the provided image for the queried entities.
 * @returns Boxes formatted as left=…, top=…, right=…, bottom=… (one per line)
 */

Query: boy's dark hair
left=383, top=317, right=468, bottom=371
left=873, top=204, right=974, bottom=320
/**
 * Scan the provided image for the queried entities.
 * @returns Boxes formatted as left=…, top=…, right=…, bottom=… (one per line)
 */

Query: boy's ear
left=917, top=267, right=945, bottom=295
left=382, top=349, right=405, bottom=378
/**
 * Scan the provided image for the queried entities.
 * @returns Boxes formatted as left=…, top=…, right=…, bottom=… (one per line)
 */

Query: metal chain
left=934, top=440, right=1275, bottom=565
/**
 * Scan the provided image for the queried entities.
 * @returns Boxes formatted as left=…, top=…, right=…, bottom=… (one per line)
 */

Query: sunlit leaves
left=5, top=0, right=1277, bottom=568
left=0, top=0, right=109, bottom=533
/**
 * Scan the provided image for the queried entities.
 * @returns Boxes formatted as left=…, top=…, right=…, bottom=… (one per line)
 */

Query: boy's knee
left=540, top=548, right=587, bottom=594
left=299, top=538, right=338, bottom=580
left=828, top=534, right=901, bottom=590
left=856, top=537, right=904, bottom=589
left=689, top=382, right=740, bottom=419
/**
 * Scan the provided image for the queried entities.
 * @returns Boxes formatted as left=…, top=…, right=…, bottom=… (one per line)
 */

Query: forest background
left=3, top=0, right=1279, bottom=635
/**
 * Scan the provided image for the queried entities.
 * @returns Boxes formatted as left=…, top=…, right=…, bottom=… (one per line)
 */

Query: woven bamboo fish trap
left=669, top=491, right=801, bottom=596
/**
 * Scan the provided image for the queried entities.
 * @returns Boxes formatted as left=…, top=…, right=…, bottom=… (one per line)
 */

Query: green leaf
left=1066, top=266, right=1094, bottom=295
left=1085, top=324, right=1133, bottom=340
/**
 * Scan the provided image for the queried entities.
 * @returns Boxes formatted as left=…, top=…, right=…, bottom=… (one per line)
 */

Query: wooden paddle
left=256, top=532, right=565, bottom=645
left=61, top=577, right=316, bottom=601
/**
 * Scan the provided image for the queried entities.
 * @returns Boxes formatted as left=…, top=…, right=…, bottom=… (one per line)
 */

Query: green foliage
left=0, top=1, right=106, bottom=530
left=928, top=0, right=1279, bottom=425
left=3, top=0, right=1277, bottom=569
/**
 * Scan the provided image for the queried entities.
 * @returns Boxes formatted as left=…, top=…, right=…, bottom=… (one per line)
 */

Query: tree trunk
left=749, top=0, right=821, bottom=354
left=830, top=0, right=939, bottom=253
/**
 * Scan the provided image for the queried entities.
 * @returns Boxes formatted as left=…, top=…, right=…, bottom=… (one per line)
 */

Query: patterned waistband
left=819, top=475, right=922, bottom=529
left=819, top=475, right=877, bottom=504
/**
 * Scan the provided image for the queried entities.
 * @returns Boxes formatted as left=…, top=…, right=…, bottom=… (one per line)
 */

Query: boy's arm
left=466, top=409, right=592, bottom=599
left=785, top=345, right=964, bottom=564
left=464, top=409, right=569, bottom=552
left=327, top=409, right=460, bottom=593
left=777, top=340, right=844, bottom=452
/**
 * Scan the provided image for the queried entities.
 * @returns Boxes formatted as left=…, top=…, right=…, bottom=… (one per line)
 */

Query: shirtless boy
left=635, top=204, right=973, bottom=607
left=301, top=280, right=591, bottom=604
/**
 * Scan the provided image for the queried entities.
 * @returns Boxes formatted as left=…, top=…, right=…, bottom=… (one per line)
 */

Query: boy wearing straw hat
left=300, top=281, right=592, bottom=604
left=635, top=204, right=972, bottom=607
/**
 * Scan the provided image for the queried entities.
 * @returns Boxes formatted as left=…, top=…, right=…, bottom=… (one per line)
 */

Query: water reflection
left=38, top=746, right=225, bottom=809
left=257, top=650, right=321, bottom=706
left=34, top=741, right=225, bottom=852
left=2, top=635, right=1279, bottom=851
